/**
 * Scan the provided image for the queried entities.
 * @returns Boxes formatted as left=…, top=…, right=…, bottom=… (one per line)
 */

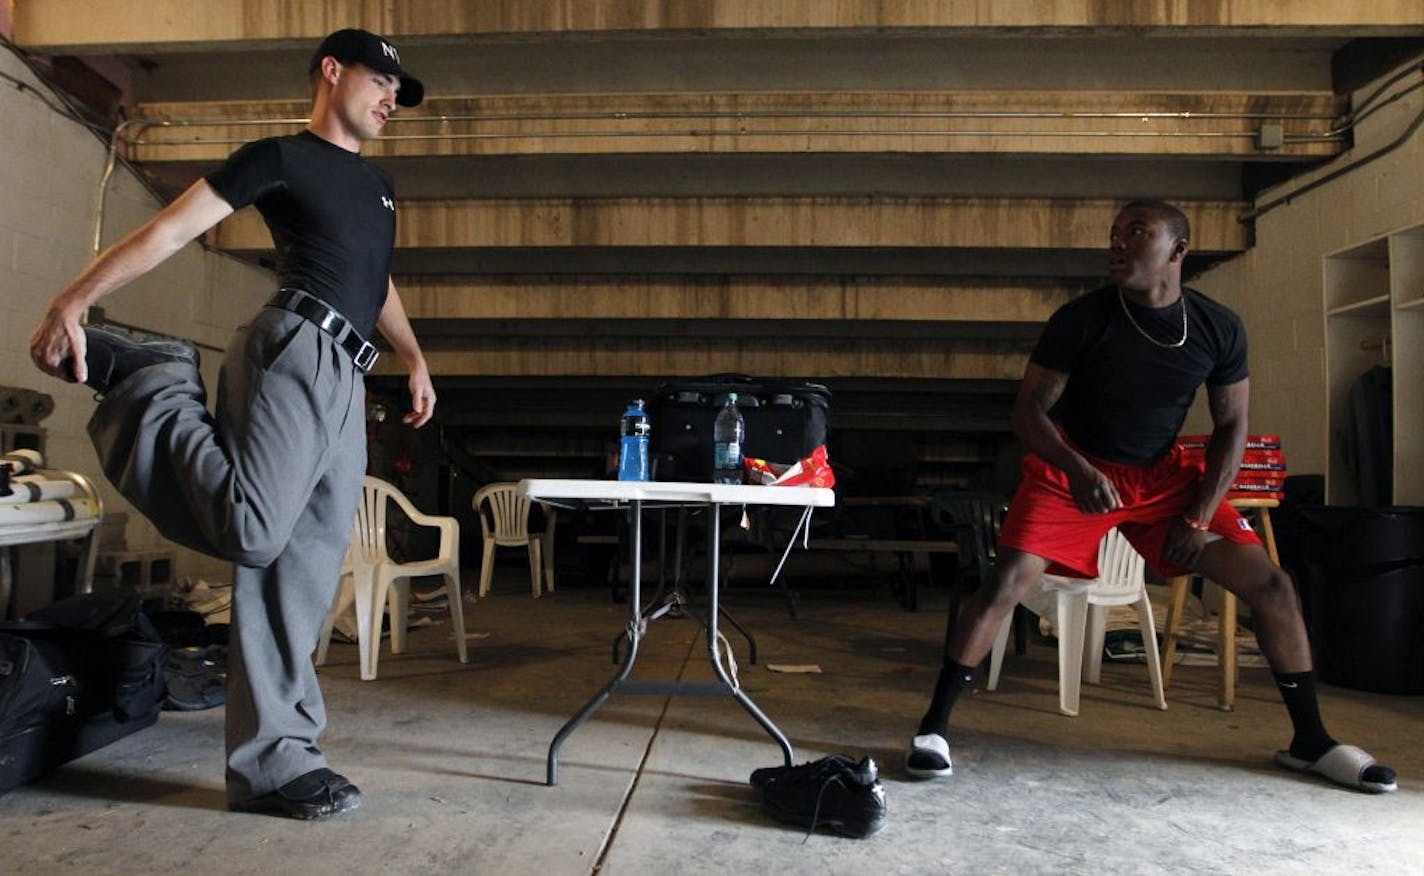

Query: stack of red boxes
left=1177, top=434, right=1287, bottom=501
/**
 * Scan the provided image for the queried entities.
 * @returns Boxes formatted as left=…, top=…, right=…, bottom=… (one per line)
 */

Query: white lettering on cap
left=381, top=41, right=399, bottom=63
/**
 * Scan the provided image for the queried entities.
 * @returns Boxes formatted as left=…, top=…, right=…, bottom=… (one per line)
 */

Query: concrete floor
left=2, top=570, right=1421, bottom=876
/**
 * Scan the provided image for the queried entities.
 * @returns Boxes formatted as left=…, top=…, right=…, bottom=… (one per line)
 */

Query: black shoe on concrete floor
left=66, top=324, right=199, bottom=394
left=229, top=768, right=362, bottom=820
left=749, top=753, right=856, bottom=790
left=757, top=755, right=886, bottom=838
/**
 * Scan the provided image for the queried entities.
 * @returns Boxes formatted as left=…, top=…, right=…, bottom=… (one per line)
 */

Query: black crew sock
left=1275, top=671, right=1337, bottom=761
left=1276, top=671, right=1398, bottom=788
left=917, top=658, right=976, bottom=739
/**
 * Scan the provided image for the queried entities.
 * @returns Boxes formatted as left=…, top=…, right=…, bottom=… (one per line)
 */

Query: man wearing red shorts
left=906, top=200, right=1396, bottom=793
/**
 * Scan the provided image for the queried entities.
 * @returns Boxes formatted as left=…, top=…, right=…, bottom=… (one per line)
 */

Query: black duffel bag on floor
left=0, top=593, right=168, bottom=794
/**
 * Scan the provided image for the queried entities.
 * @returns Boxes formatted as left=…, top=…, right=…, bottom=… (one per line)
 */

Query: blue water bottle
left=618, top=399, right=651, bottom=481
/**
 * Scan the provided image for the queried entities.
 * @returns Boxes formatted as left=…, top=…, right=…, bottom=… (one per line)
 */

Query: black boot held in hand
left=66, top=324, right=200, bottom=394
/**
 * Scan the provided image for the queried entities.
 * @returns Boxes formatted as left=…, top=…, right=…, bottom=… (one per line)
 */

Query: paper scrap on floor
left=767, top=664, right=822, bottom=673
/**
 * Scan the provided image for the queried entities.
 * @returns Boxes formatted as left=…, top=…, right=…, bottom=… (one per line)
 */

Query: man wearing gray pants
left=30, top=29, right=433, bottom=819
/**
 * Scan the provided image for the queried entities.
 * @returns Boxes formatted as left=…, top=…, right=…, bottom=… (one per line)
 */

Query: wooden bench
left=806, top=538, right=957, bottom=609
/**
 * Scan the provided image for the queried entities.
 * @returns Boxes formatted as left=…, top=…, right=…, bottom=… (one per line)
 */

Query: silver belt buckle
left=353, top=341, right=379, bottom=372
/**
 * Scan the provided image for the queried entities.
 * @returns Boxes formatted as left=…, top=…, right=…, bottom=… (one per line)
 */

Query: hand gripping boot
left=68, top=324, right=200, bottom=394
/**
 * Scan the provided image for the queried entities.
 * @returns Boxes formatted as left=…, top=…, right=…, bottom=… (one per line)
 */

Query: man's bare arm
left=375, top=279, right=436, bottom=428
left=30, top=180, right=235, bottom=382
left=1012, top=362, right=1121, bottom=513
left=1161, top=378, right=1249, bottom=570
left=1193, top=378, right=1250, bottom=521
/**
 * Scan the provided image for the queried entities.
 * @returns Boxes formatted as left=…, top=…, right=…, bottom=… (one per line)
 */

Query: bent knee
left=982, top=563, right=1043, bottom=608
left=1264, top=566, right=1298, bottom=600
left=220, top=543, right=284, bottom=568
left=1244, top=566, right=1300, bottom=614
left=214, top=526, right=291, bottom=568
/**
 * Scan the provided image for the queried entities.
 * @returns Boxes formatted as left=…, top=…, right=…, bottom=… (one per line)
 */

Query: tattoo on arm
left=1198, top=380, right=1249, bottom=515
left=1208, top=384, right=1235, bottom=424
left=1028, top=372, right=1066, bottom=412
left=1013, top=364, right=1081, bottom=471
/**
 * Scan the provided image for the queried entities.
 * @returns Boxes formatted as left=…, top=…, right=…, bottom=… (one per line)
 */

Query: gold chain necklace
left=1117, top=287, right=1187, bottom=348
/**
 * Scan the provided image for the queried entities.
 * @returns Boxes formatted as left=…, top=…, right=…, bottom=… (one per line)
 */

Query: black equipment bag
left=648, top=374, right=831, bottom=482
left=0, top=593, right=167, bottom=794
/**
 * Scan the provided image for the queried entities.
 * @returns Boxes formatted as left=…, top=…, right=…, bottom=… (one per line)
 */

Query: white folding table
left=518, top=478, right=835, bottom=786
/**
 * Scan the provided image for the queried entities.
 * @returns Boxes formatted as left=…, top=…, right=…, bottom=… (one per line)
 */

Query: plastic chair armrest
left=385, top=490, right=460, bottom=557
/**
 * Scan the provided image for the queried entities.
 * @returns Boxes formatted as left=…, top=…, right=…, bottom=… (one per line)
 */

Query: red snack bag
left=743, top=445, right=836, bottom=488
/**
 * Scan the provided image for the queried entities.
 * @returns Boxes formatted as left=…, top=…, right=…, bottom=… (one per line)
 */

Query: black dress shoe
left=67, top=324, right=199, bottom=394
left=229, top=768, right=362, bottom=820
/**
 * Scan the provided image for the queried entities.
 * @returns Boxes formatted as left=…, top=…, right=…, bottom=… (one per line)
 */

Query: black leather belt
left=266, top=288, right=379, bottom=372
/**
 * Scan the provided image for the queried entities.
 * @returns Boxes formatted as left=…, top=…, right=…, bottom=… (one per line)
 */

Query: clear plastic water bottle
left=712, top=392, right=745, bottom=485
left=617, top=399, right=651, bottom=481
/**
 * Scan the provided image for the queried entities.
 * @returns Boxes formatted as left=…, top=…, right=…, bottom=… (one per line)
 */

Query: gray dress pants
left=87, top=307, right=367, bottom=802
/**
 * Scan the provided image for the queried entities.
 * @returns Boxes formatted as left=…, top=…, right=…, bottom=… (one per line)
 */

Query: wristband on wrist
left=1183, top=515, right=1212, bottom=532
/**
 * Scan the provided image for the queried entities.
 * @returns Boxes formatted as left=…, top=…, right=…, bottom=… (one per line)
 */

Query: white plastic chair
left=316, top=476, right=468, bottom=680
left=987, top=527, right=1167, bottom=716
left=473, top=483, right=550, bottom=598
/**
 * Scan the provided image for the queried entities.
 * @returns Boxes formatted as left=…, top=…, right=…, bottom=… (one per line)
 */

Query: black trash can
left=1278, top=505, right=1424, bottom=695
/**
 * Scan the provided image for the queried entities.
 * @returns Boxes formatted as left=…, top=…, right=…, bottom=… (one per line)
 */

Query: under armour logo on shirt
left=381, top=196, right=395, bottom=211
left=381, top=42, right=400, bottom=63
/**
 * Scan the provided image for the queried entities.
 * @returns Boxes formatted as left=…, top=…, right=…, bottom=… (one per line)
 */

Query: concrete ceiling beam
left=397, top=338, right=1030, bottom=381
left=128, top=90, right=1343, bottom=162
left=16, top=0, right=1424, bottom=51
left=395, top=278, right=1081, bottom=323
left=214, top=196, right=1249, bottom=252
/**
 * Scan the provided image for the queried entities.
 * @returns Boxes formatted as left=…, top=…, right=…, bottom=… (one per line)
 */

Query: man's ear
left=320, top=56, right=341, bottom=86
left=1170, top=238, right=1189, bottom=263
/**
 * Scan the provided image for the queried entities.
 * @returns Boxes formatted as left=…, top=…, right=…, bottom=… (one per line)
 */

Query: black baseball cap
left=309, top=28, right=424, bottom=107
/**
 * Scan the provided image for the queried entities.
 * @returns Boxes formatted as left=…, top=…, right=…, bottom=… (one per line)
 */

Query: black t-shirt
left=1030, top=286, right=1248, bottom=464
left=205, top=130, right=395, bottom=338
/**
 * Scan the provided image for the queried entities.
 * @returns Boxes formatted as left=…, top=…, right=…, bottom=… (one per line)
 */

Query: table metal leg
left=549, top=499, right=645, bottom=786
left=705, top=507, right=794, bottom=768
left=548, top=626, right=640, bottom=786
left=613, top=506, right=759, bottom=664
left=714, top=602, right=758, bottom=665
left=613, top=507, right=685, bottom=663
left=694, top=507, right=758, bottom=662
left=550, top=497, right=797, bottom=786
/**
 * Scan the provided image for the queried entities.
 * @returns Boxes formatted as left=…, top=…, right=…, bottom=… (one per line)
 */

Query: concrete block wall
left=1, top=47, right=274, bottom=586
left=1184, top=59, right=1423, bottom=480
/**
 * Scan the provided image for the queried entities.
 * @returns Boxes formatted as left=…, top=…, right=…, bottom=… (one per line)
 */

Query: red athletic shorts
left=998, top=443, right=1261, bottom=579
